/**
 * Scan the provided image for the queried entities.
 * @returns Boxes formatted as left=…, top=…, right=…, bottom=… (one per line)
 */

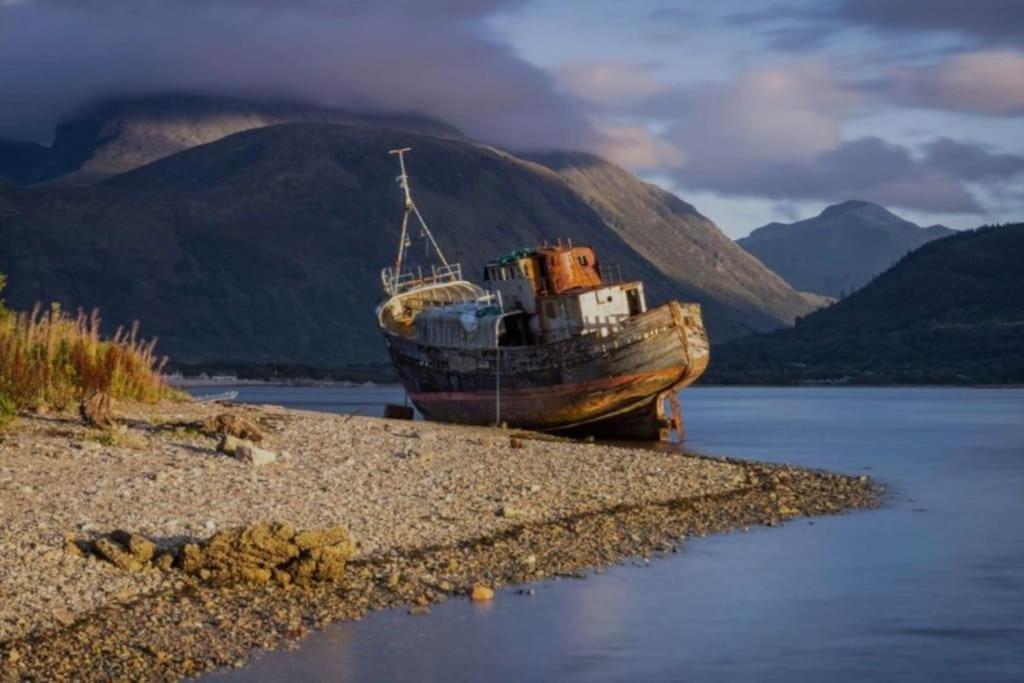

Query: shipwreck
left=376, top=148, right=709, bottom=440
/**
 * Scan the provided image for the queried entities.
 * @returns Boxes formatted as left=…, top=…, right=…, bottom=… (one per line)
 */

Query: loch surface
left=206, top=386, right=1024, bottom=682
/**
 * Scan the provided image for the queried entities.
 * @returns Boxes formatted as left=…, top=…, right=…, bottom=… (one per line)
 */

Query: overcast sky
left=1, top=0, right=1022, bottom=237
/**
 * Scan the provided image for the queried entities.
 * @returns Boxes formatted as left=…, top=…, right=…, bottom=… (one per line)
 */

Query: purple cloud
left=2, top=0, right=1021, bottom=224
left=835, top=0, right=1024, bottom=43
left=0, top=0, right=593, bottom=149
left=669, top=136, right=987, bottom=214
left=615, top=57, right=1024, bottom=215
left=667, top=133, right=1024, bottom=215
left=924, top=138, right=1024, bottom=180
left=732, top=0, right=1024, bottom=52
left=878, top=50, right=1024, bottom=117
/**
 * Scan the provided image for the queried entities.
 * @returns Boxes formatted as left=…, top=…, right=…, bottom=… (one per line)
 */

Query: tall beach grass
left=0, top=289, right=173, bottom=411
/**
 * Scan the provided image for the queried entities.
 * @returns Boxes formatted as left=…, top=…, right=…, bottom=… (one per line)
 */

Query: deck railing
left=381, top=263, right=464, bottom=296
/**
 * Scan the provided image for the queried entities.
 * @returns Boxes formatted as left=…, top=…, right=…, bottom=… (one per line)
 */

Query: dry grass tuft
left=0, top=301, right=176, bottom=412
left=0, top=392, right=15, bottom=430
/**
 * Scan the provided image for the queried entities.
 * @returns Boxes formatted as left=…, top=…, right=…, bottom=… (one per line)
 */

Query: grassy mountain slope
left=709, top=223, right=1024, bottom=384
left=0, top=139, right=50, bottom=185
left=528, top=151, right=827, bottom=335
left=738, top=200, right=955, bottom=298
left=0, top=122, right=757, bottom=366
left=1, top=94, right=462, bottom=186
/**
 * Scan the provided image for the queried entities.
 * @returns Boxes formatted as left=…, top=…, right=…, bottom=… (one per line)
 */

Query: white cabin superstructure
left=374, top=148, right=709, bottom=441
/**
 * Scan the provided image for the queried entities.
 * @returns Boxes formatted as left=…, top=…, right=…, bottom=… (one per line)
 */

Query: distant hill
left=708, top=223, right=1024, bottom=385
left=0, top=121, right=822, bottom=368
left=0, top=94, right=463, bottom=186
left=527, top=152, right=828, bottom=337
left=738, top=200, right=955, bottom=298
left=0, top=139, right=50, bottom=185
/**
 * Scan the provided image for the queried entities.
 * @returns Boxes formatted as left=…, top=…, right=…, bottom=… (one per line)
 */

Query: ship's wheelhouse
left=483, top=243, right=646, bottom=345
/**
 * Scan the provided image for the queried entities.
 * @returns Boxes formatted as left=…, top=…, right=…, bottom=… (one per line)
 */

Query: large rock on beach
left=470, top=584, right=495, bottom=602
left=180, top=522, right=299, bottom=584
left=92, top=530, right=156, bottom=571
left=84, top=522, right=355, bottom=585
left=180, top=522, right=355, bottom=585
left=235, top=444, right=277, bottom=467
left=217, top=434, right=245, bottom=455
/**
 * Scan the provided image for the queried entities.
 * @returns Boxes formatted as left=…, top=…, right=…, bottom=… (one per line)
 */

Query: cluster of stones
left=201, top=413, right=283, bottom=467
left=81, top=522, right=356, bottom=586
left=180, top=522, right=354, bottom=586
left=200, top=413, right=264, bottom=443
left=85, top=530, right=168, bottom=572
left=11, top=456, right=880, bottom=680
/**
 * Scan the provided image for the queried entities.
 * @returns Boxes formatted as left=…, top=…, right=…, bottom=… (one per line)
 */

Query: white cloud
left=662, top=62, right=862, bottom=170
left=887, top=49, right=1024, bottom=116
left=556, top=61, right=664, bottom=108
left=590, top=121, right=685, bottom=171
left=630, top=61, right=1023, bottom=214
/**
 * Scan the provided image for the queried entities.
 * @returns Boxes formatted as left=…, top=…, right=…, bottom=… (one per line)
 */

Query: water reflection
left=206, top=387, right=1024, bottom=683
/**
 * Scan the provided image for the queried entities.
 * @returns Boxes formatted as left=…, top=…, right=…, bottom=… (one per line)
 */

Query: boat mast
left=389, top=147, right=450, bottom=274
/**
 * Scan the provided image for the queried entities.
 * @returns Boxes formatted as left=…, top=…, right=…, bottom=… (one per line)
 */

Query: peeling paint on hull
left=383, top=301, right=709, bottom=440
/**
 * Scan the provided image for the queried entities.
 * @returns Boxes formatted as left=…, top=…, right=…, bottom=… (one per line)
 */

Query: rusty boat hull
left=382, top=301, right=709, bottom=440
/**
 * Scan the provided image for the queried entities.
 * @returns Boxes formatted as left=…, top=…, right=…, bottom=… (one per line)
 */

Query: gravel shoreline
left=0, top=400, right=881, bottom=681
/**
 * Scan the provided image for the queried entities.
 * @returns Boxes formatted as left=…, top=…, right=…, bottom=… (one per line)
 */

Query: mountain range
left=0, top=94, right=462, bottom=186
left=0, top=138, right=50, bottom=185
left=525, top=151, right=827, bottom=332
left=709, top=222, right=1024, bottom=384
left=0, top=95, right=826, bottom=367
left=738, top=200, right=954, bottom=298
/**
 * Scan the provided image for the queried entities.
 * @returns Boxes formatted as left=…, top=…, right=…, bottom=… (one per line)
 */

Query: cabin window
left=577, top=255, right=588, bottom=266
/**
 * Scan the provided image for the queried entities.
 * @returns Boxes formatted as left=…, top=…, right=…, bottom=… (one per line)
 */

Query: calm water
left=204, top=386, right=1024, bottom=683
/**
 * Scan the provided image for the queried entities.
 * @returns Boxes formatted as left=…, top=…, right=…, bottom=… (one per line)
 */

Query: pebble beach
left=0, top=399, right=880, bottom=681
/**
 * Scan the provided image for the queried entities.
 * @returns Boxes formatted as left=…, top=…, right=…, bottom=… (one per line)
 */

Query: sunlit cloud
left=882, top=50, right=1024, bottom=116
left=590, top=121, right=685, bottom=171
left=1, top=0, right=1021, bottom=230
left=557, top=61, right=664, bottom=109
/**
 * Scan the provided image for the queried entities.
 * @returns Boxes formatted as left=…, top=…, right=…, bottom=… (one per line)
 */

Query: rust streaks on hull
left=411, top=367, right=683, bottom=432
left=385, top=302, right=709, bottom=439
